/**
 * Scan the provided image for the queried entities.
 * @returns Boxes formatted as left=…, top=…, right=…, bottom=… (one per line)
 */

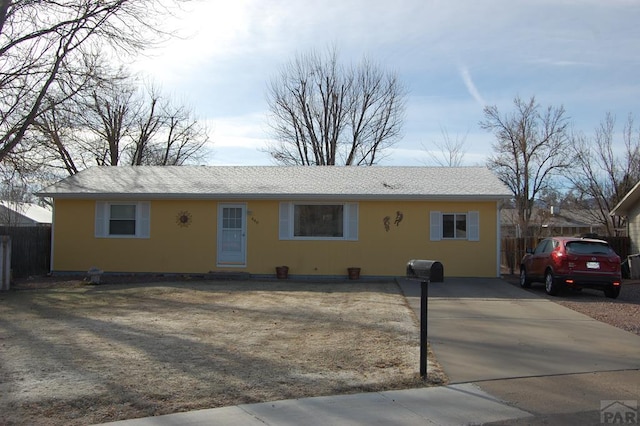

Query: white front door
left=217, top=204, right=246, bottom=267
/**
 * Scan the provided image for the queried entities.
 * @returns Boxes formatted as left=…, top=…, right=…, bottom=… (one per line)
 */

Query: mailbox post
left=406, top=259, right=443, bottom=379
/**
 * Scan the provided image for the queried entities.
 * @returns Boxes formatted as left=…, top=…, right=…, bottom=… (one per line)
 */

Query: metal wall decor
left=383, top=211, right=404, bottom=232
left=176, top=210, right=193, bottom=227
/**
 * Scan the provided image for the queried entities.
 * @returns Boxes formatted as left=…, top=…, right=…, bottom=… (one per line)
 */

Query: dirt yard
left=0, top=278, right=446, bottom=426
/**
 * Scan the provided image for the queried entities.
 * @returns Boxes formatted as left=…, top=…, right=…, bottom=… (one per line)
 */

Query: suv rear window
left=566, top=241, right=613, bottom=255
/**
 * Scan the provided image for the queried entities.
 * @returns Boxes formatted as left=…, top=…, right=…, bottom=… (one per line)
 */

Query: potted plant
left=275, top=265, right=289, bottom=279
left=347, top=267, right=361, bottom=280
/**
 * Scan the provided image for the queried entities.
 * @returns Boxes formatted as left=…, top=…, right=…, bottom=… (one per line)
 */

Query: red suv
left=520, top=237, right=622, bottom=298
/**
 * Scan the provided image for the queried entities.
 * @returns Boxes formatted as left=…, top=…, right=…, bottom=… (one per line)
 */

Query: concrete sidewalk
left=98, top=278, right=640, bottom=425
left=100, top=383, right=532, bottom=425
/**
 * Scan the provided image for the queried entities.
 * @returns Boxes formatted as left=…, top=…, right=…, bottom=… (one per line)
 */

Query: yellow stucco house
left=37, top=166, right=511, bottom=279
left=611, top=179, right=640, bottom=254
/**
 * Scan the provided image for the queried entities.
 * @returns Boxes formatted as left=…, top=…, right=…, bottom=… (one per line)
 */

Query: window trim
left=279, top=202, right=358, bottom=241
left=95, top=201, right=150, bottom=239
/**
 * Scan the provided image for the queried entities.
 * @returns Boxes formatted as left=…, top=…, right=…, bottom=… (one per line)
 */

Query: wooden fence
left=501, top=236, right=631, bottom=276
left=501, top=237, right=538, bottom=275
left=0, top=226, right=51, bottom=279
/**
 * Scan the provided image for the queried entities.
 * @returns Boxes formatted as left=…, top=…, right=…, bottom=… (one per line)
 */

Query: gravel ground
left=504, top=276, right=640, bottom=336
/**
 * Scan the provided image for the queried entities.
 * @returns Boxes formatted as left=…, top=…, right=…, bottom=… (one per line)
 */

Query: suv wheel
left=519, top=269, right=531, bottom=288
left=545, top=270, right=560, bottom=296
left=604, top=286, right=620, bottom=299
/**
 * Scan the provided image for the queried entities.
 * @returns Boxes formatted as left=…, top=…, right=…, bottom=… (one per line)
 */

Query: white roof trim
left=610, top=179, right=640, bottom=216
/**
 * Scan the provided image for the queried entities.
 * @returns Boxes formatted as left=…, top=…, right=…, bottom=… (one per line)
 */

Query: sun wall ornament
left=176, top=210, right=193, bottom=227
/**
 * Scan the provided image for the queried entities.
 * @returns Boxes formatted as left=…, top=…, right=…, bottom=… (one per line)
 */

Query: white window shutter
left=139, top=202, right=150, bottom=238
left=95, top=201, right=106, bottom=237
left=346, top=203, right=358, bottom=240
left=468, top=211, right=479, bottom=241
left=279, top=202, right=291, bottom=240
left=430, top=211, right=442, bottom=241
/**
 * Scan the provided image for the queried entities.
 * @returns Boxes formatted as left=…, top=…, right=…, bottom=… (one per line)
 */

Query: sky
left=132, top=0, right=640, bottom=167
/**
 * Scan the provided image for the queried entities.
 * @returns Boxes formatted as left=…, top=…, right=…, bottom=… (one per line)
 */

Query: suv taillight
left=551, top=250, right=567, bottom=269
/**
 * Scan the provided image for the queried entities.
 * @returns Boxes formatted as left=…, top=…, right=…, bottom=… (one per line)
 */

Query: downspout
left=497, top=200, right=502, bottom=278
left=49, top=199, right=55, bottom=274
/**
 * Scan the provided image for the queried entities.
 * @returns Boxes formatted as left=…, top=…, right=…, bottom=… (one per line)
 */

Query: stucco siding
left=628, top=202, right=640, bottom=254
left=53, top=199, right=219, bottom=273
left=52, top=198, right=500, bottom=277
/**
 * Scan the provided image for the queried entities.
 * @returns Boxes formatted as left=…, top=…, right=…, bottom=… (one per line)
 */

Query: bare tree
left=265, top=47, right=406, bottom=166
left=86, top=77, right=137, bottom=167
left=0, top=163, right=49, bottom=225
left=0, top=0, right=181, bottom=167
left=145, top=103, right=210, bottom=166
left=481, top=96, right=571, bottom=237
left=126, top=85, right=209, bottom=166
left=32, top=76, right=210, bottom=174
left=32, top=99, right=81, bottom=176
left=568, top=113, right=640, bottom=236
left=422, top=127, right=468, bottom=167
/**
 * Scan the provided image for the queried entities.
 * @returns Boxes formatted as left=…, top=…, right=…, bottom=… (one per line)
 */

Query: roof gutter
left=36, top=192, right=512, bottom=202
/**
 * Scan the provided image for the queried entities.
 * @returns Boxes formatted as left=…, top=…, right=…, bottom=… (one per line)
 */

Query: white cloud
left=210, top=146, right=272, bottom=166
left=132, top=1, right=258, bottom=83
left=207, top=114, right=267, bottom=149
left=458, top=65, right=486, bottom=107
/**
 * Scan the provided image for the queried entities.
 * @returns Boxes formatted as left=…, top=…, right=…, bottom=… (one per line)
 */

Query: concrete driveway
left=400, top=277, right=640, bottom=424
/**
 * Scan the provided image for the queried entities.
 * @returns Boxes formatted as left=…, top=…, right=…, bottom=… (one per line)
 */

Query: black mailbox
left=406, top=259, right=444, bottom=282
left=406, top=259, right=444, bottom=379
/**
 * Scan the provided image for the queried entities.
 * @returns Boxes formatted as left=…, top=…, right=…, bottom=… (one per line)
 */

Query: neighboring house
left=36, top=166, right=511, bottom=278
left=611, top=180, right=640, bottom=254
left=0, top=200, right=52, bottom=226
left=501, top=207, right=607, bottom=238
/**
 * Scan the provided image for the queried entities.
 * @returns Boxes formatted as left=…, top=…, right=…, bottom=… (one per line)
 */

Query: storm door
left=217, top=204, right=246, bottom=266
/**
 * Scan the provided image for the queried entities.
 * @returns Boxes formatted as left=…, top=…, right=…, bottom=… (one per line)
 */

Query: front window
left=279, top=202, right=358, bottom=241
left=294, top=204, right=344, bottom=238
left=95, top=201, right=150, bottom=239
left=430, top=210, right=479, bottom=241
left=442, top=213, right=466, bottom=239
left=109, top=204, right=136, bottom=235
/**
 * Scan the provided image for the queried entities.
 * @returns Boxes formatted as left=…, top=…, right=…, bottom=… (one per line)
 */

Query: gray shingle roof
left=37, top=166, right=512, bottom=201
left=611, top=179, right=640, bottom=216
